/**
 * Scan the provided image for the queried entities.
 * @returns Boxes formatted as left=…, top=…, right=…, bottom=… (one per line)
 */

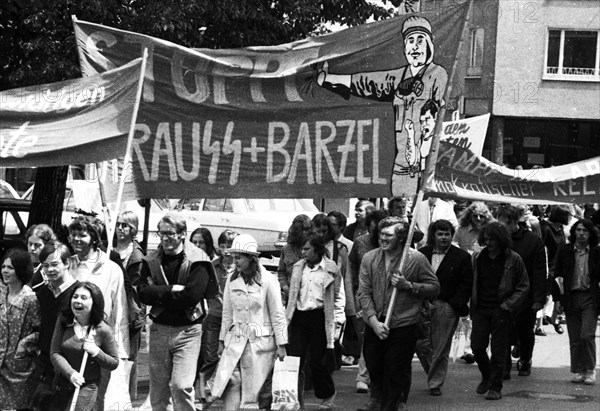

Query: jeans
left=364, top=324, right=417, bottom=410
left=505, top=304, right=536, bottom=371
left=149, top=322, right=202, bottom=411
left=471, top=307, right=510, bottom=392
left=427, top=300, right=460, bottom=389
left=565, top=291, right=598, bottom=374
left=198, top=314, right=222, bottom=398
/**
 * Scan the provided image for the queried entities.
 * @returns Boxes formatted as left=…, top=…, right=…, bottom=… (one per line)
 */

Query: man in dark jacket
left=497, top=205, right=547, bottom=377
left=134, top=214, right=219, bottom=411
left=418, top=219, right=473, bottom=396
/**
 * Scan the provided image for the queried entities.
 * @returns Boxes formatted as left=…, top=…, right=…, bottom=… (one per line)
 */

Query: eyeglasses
left=472, top=214, right=486, bottom=220
left=158, top=231, right=179, bottom=238
left=116, top=222, right=130, bottom=229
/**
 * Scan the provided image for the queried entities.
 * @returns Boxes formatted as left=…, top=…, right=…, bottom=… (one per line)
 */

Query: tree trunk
left=29, top=166, right=68, bottom=233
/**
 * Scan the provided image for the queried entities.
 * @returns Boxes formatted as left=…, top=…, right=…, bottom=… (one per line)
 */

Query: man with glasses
left=134, top=215, right=219, bottom=411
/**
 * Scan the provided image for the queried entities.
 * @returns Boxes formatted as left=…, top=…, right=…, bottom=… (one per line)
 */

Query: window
left=467, top=28, right=484, bottom=77
left=545, top=29, right=600, bottom=81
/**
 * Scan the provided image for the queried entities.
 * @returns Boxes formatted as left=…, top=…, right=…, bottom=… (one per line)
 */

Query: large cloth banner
left=0, top=59, right=143, bottom=168
left=425, top=141, right=600, bottom=204
left=73, top=2, right=470, bottom=198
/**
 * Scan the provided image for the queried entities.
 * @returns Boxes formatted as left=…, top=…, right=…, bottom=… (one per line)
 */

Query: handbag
left=271, top=356, right=301, bottom=410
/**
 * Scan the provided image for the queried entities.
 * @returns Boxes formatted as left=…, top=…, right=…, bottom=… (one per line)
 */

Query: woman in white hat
left=208, top=234, right=287, bottom=410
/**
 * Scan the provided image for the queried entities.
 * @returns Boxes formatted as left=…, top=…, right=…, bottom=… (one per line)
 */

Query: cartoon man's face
left=419, top=109, right=436, bottom=139
left=404, top=32, right=428, bottom=68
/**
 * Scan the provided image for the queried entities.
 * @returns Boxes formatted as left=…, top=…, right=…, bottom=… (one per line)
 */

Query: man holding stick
left=358, top=217, right=440, bottom=411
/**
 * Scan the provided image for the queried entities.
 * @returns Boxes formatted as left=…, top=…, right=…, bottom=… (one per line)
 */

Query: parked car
left=171, top=198, right=320, bottom=255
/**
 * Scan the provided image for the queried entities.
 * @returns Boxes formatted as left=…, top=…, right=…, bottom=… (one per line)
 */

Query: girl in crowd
left=0, top=249, right=40, bottom=411
left=26, top=224, right=57, bottom=288
left=286, top=233, right=345, bottom=410
left=50, top=282, right=119, bottom=410
left=277, top=214, right=313, bottom=306
left=209, top=234, right=287, bottom=410
left=114, top=211, right=146, bottom=401
left=190, top=228, right=219, bottom=260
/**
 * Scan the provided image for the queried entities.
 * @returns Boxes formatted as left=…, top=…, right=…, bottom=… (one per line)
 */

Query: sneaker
left=485, top=390, right=502, bottom=400
left=356, top=398, right=380, bottom=411
left=463, top=353, right=475, bottom=364
left=553, top=323, right=564, bottom=334
left=583, top=370, right=596, bottom=385
left=430, top=387, right=442, bottom=396
left=511, top=345, right=520, bottom=359
left=571, top=373, right=585, bottom=383
left=476, top=380, right=490, bottom=395
left=356, top=381, right=369, bottom=393
left=535, top=328, right=546, bottom=336
left=319, top=392, right=336, bottom=410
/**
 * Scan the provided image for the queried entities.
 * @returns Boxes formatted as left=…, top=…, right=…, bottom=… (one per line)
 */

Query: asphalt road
left=124, top=320, right=599, bottom=411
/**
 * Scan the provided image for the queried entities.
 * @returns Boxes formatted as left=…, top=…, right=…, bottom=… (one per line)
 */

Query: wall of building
left=493, top=0, right=600, bottom=119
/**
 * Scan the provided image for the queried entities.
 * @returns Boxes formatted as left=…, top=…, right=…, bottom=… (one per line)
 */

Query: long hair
left=569, top=218, right=599, bottom=247
left=458, top=201, right=494, bottom=228
left=2, top=248, right=33, bottom=285
left=479, top=222, right=512, bottom=252
left=312, top=213, right=336, bottom=242
left=117, top=210, right=139, bottom=238
left=190, top=227, right=218, bottom=259
left=61, top=281, right=106, bottom=328
left=229, top=254, right=262, bottom=285
left=548, top=205, right=571, bottom=226
left=366, top=209, right=389, bottom=248
left=287, top=214, right=312, bottom=248
left=68, top=215, right=103, bottom=250
left=426, top=219, right=456, bottom=247
left=305, top=232, right=327, bottom=259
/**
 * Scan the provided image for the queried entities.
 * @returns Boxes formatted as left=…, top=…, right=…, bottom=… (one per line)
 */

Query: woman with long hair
left=208, top=234, right=287, bottom=410
left=49, top=281, right=119, bottom=410
left=454, top=202, right=495, bottom=253
left=190, top=227, right=219, bottom=260
left=0, top=248, right=40, bottom=410
left=277, top=214, right=313, bottom=306
left=26, top=224, right=57, bottom=288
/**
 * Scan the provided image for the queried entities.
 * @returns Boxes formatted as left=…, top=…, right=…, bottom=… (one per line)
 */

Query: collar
left=48, top=276, right=77, bottom=298
left=4, top=285, right=33, bottom=309
left=306, top=259, right=325, bottom=271
left=432, top=247, right=449, bottom=255
left=574, top=244, right=589, bottom=253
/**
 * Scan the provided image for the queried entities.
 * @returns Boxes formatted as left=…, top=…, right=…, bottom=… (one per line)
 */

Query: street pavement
left=125, top=321, right=599, bottom=411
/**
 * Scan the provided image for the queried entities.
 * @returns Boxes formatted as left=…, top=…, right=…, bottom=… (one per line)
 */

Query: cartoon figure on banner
left=317, top=16, right=448, bottom=195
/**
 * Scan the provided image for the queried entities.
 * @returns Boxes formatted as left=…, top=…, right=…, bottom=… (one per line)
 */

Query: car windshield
left=245, top=199, right=315, bottom=212
left=175, top=198, right=317, bottom=212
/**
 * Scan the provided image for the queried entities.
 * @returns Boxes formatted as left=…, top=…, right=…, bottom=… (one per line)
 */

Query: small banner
left=0, top=59, right=143, bottom=168
left=73, top=2, right=470, bottom=198
left=425, top=141, right=600, bottom=204
left=441, top=113, right=490, bottom=156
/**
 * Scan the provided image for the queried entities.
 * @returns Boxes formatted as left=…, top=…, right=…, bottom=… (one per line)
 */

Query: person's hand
left=404, top=119, right=414, bottom=133
left=276, top=345, right=286, bottom=361
left=171, top=284, right=185, bottom=292
left=83, top=337, right=100, bottom=357
left=531, top=302, right=544, bottom=312
left=70, top=371, right=85, bottom=387
left=317, top=61, right=329, bottom=86
left=391, top=273, right=411, bottom=290
left=369, top=318, right=389, bottom=340
left=218, top=341, right=224, bottom=357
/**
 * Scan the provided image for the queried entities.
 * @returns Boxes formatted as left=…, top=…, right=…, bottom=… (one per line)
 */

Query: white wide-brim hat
left=227, top=233, right=260, bottom=256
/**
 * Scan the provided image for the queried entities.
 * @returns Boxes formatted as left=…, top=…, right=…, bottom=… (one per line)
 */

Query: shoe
left=476, top=380, right=490, bottom=394
left=485, top=390, right=502, bottom=400
left=571, top=373, right=585, bottom=383
left=518, top=361, right=531, bottom=376
left=503, top=370, right=511, bottom=380
left=356, top=398, right=380, bottom=411
left=430, top=387, right=442, bottom=396
left=553, top=323, right=564, bottom=334
left=463, top=353, right=475, bottom=364
left=535, top=328, right=547, bottom=336
left=511, top=346, right=520, bottom=359
left=356, top=381, right=369, bottom=393
left=341, top=355, right=355, bottom=366
left=319, top=392, right=336, bottom=410
left=583, top=370, right=596, bottom=385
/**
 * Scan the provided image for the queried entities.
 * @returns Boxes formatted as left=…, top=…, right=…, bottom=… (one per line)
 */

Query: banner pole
left=384, top=0, right=473, bottom=328
left=107, top=48, right=149, bottom=251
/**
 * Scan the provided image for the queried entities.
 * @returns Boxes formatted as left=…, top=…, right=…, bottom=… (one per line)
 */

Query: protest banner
left=441, top=113, right=489, bottom=156
left=425, top=140, right=600, bottom=204
left=0, top=58, right=144, bottom=168
left=72, top=2, right=471, bottom=198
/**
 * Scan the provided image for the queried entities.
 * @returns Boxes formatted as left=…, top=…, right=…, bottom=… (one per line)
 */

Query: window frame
left=467, top=27, right=484, bottom=78
left=543, top=28, right=600, bottom=82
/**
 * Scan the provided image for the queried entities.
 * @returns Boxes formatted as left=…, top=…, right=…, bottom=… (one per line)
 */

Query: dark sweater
left=477, top=251, right=505, bottom=309
left=50, top=320, right=119, bottom=385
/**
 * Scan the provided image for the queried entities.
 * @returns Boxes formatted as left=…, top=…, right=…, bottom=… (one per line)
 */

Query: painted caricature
left=317, top=16, right=448, bottom=194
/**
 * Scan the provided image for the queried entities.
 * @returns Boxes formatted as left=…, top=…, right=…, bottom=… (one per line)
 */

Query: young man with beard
left=31, top=241, right=80, bottom=410
left=358, top=217, right=439, bottom=411
left=417, top=219, right=473, bottom=396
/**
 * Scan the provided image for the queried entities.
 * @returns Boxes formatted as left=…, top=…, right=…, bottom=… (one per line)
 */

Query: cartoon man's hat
left=402, top=16, right=432, bottom=38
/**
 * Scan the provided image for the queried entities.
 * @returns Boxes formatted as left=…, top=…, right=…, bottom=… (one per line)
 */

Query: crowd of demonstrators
left=49, top=282, right=119, bottom=410
left=208, top=234, right=287, bottom=410
left=286, top=233, right=345, bottom=410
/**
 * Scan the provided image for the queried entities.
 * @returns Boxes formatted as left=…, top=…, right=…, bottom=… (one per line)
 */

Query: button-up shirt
left=571, top=245, right=590, bottom=291
left=48, top=276, right=77, bottom=298
left=296, top=260, right=327, bottom=311
left=431, top=248, right=448, bottom=272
